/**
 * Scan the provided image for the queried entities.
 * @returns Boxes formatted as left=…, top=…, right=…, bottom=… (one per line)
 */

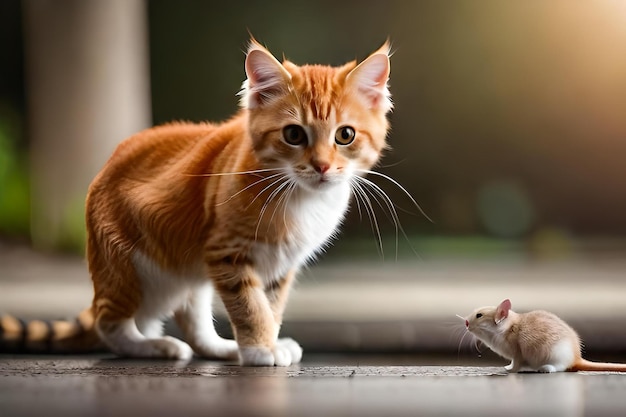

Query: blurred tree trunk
left=23, top=0, right=151, bottom=252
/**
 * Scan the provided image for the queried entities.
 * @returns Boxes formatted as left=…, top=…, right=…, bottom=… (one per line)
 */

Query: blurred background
left=1, top=0, right=626, bottom=356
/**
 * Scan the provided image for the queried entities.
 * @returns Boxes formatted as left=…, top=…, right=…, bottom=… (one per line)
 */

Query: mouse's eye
left=476, top=313, right=483, bottom=319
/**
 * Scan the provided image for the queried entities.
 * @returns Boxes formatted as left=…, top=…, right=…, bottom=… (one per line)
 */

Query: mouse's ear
left=495, top=299, right=511, bottom=324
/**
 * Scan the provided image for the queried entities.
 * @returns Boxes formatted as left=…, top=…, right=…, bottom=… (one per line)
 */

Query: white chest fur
left=251, top=183, right=351, bottom=283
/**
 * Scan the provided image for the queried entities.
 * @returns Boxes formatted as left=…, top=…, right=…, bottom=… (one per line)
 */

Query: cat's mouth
left=296, top=173, right=342, bottom=190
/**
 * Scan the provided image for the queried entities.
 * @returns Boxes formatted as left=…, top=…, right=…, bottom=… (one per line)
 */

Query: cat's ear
left=346, top=40, right=392, bottom=112
left=495, top=299, right=512, bottom=324
left=239, top=40, right=292, bottom=109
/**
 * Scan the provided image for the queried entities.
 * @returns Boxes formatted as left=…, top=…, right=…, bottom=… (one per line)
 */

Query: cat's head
left=239, top=39, right=392, bottom=192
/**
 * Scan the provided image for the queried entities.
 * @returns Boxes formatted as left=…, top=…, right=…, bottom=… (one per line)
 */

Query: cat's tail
left=0, top=307, right=104, bottom=353
left=570, top=358, right=626, bottom=372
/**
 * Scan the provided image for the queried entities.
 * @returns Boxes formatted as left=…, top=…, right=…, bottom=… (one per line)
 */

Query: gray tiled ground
left=2, top=355, right=626, bottom=417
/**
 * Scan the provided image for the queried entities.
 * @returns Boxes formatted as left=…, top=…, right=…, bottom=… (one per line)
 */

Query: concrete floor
left=2, top=354, right=626, bottom=417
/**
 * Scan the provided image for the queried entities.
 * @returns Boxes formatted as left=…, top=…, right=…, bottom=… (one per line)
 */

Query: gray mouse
left=463, top=298, right=626, bottom=373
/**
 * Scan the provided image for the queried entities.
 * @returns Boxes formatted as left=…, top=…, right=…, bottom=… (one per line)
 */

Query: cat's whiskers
left=182, top=168, right=282, bottom=178
left=376, top=159, right=408, bottom=169
left=283, top=181, right=298, bottom=228
left=350, top=172, right=424, bottom=260
left=273, top=180, right=295, bottom=234
left=355, top=169, right=434, bottom=224
left=254, top=178, right=293, bottom=240
left=217, top=172, right=285, bottom=206
left=254, top=176, right=294, bottom=240
left=351, top=181, right=365, bottom=222
left=282, top=182, right=298, bottom=235
left=185, top=167, right=290, bottom=208
left=245, top=173, right=290, bottom=210
left=266, top=178, right=297, bottom=234
left=353, top=177, right=385, bottom=258
left=283, top=182, right=298, bottom=232
left=349, top=178, right=384, bottom=257
left=353, top=176, right=402, bottom=260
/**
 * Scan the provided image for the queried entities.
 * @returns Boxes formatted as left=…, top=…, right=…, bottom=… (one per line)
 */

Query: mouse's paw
left=504, top=360, right=519, bottom=372
left=538, top=364, right=558, bottom=373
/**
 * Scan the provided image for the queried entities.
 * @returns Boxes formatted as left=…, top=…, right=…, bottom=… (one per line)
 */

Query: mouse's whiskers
left=457, top=329, right=469, bottom=358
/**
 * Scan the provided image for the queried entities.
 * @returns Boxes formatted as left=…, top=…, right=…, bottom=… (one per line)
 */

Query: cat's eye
left=476, top=313, right=483, bottom=319
left=335, top=126, right=356, bottom=146
left=282, top=125, right=308, bottom=146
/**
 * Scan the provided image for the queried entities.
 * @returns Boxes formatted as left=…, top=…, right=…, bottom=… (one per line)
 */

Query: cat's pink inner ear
left=347, top=52, right=392, bottom=112
left=243, top=48, right=290, bottom=109
left=495, top=299, right=512, bottom=323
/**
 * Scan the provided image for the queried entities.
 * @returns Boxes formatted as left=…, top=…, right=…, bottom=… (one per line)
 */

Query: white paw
left=194, top=338, right=239, bottom=360
left=239, top=346, right=275, bottom=366
left=277, top=337, right=303, bottom=364
left=238, top=340, right=302, bottom=367
left=141, top=336, right=194, bottom=360
left=538, top=365, right=557, bottom=373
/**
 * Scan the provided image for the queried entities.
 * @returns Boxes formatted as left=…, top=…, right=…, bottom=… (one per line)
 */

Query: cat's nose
left=313, top=163, right=330, bottom=174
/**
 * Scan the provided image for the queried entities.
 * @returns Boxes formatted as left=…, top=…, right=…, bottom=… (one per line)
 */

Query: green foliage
left=57, top=197, right=87, bottom=254
left=0, top=122, right=30, bottom=238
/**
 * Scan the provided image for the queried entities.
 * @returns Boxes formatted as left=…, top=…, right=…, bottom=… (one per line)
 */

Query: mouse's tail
left=570, top=358, right=626, bottom=372
left=0, top=308, right=104, bottom=353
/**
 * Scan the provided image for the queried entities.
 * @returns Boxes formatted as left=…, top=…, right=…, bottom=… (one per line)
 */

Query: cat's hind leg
left=91, top=253, right=193, bottom=360
left=174, top=283, right=238, bottom=360
left=96, top=315, right=193, bottom=360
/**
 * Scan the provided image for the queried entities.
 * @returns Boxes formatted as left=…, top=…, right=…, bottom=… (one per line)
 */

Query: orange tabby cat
left=1, top=39, right=392, bottom=366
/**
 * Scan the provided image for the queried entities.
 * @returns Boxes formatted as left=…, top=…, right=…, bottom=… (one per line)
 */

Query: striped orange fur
left=1, top=39, right=393, bottom=365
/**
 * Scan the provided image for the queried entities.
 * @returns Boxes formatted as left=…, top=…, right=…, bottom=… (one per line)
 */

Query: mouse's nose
left=465, top=320, right=469, bottom=328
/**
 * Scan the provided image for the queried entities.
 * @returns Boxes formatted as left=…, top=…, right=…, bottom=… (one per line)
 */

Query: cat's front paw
left=277, top=337, right=303, bottom=364
left=238, top=339, right=303, bottom=367
left=194, top=338, right=239, bottom=360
